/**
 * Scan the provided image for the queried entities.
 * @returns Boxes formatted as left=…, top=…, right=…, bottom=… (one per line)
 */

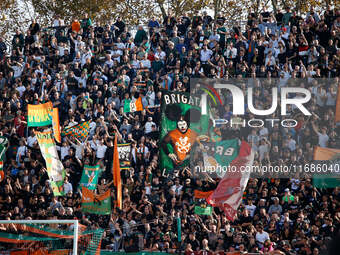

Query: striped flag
left=35, top=130, right=66, bottom=196
left=112, top=135, right=122, bottom=209
left=123, top=97, right=144, bottom=113
left=207, top=141, right=254, bottom=221
left=62, top=121, right=90, bottom=142
left=313, top=146, right=340, bottom=188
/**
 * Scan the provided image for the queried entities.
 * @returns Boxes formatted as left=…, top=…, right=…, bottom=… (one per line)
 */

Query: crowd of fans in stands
left=0, top=5, right=339, bottom=255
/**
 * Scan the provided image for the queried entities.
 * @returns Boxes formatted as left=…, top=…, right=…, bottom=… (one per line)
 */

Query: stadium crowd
left=0, top=4, right=339, bottom=255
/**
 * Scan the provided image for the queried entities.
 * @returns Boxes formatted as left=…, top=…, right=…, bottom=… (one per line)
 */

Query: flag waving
left=81, top=187, right=111, bottom=215
left=79, top=165, right=101, bottom=190
left=313, top=146, right=340, bottom=188
left=335, top=85, right=340, bottom=123
left=313, top=146, right=340, bottom=160
left=0, top=136, right=8, bottom=182
left=27, top=102, right=53, bottom=127
left=207, top=141, right=254, bottom=221
left=123, top=97, right=144, bottom=113
left=194, top=190, right=214, bottom=199
left=35, top=130, right=66, bottom=196
left=62, top=121, right=90, bottom=142
left=51, top=108, right=61, bottom=143
left=113, top=135, right=122, bottom=209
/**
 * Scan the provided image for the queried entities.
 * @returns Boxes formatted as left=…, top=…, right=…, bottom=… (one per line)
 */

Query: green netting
left=0, top=232, right=58, bottom=242
left=0, top=223, right=104, bottom=254
left=85, top=229, right=104, bottom=255
left=24, top=223, right=101, bottom=238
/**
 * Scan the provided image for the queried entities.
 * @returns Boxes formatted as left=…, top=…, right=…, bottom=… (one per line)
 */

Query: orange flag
left=314, top=146, right=340, bottom=160
left=336, top=86, right=340, bottom=123
left=113, top=135, right=122, bottom=209
left=194, top=190, right=214, bottom=199
left=135, top=97, right=144, bottom=112
left=52, top=108, right=61, bottom=143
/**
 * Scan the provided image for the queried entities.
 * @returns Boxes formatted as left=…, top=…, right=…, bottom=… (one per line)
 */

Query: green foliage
left=31, top=0, right=114, bottom=25
left=155, top=0, right=211, bottom=18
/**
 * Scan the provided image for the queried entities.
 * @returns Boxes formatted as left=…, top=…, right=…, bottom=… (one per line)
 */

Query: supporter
left=0, top=5, right=339, bottom=254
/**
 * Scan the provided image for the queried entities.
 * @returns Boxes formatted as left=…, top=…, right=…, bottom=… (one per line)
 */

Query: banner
left=194, top=190, right=214, bottom=199
left=313, top=146, right=340, bottom=188
left=81, top=187, right=111, bottom=215
left=113, top=135, right=122, bottom=209
left=313, top=175, right=340, bottom=188
left=202, top=139, right=240, bottom=178
left=52, top=108, right=61, bottom=143
left=124, top=97, right=144, bottom=113
left=194, top=205, right=212, bottom=215
left=35, top=130, right=66, bottom=196
left=62, top=121, right=90, bottom=142
left=313, top=146, right=340, bottom=160
left=27, top=102, right=53, bottom=127
left=159, top=91, right=209, bottom=172
left=0, top=136, right=8, bottom=182
left=117, top=143, right=131, bottom=169
left=207, top=141, right=254, bottom=221
left=335, top=85, right=340, bottom=122
left=79, top=165, right=101, bottom=190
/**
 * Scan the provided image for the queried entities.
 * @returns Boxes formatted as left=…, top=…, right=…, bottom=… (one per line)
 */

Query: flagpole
left=177, top=216, right=181, bottom=242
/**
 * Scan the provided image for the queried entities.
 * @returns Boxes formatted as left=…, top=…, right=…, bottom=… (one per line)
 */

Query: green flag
left=202, top=139, right=240, bottom=178
left=35, top=130, right=66, bottom=196
left=61, top=121, right=90, bottom=142
left=79, top=165, right=100, bottom=190
left=0, top=136, right=8, bottom=160
left=313, top=174, right=340, bottom=188
left=123, top=99, right=132, bottom=113
left=160, top=91, right=210, bottom=173
left=81, top=187, right=111, bottom=215
left=194, top=206, right=212, bottom=215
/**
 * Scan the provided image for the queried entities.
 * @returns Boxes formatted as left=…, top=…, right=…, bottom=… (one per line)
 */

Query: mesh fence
left=0, top=222, right=104, bottom=255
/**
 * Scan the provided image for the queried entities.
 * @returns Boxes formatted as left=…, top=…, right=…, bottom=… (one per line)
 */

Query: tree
left=155, top=0, right=210, bottom=19
left=114, top=0, right=159, bottom=25
left=0, top=0, right=15, bottom=10
left=0, top=0, right=34, bottom=46
left=31, top=0, right=117, bottom=26
left=211, top=0, right=251, bottom=22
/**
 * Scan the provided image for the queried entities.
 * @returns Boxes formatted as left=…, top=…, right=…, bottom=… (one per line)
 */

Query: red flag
left=113, top=135, right=122, bottom=209
left=206, top=141, right=254, bottom=221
